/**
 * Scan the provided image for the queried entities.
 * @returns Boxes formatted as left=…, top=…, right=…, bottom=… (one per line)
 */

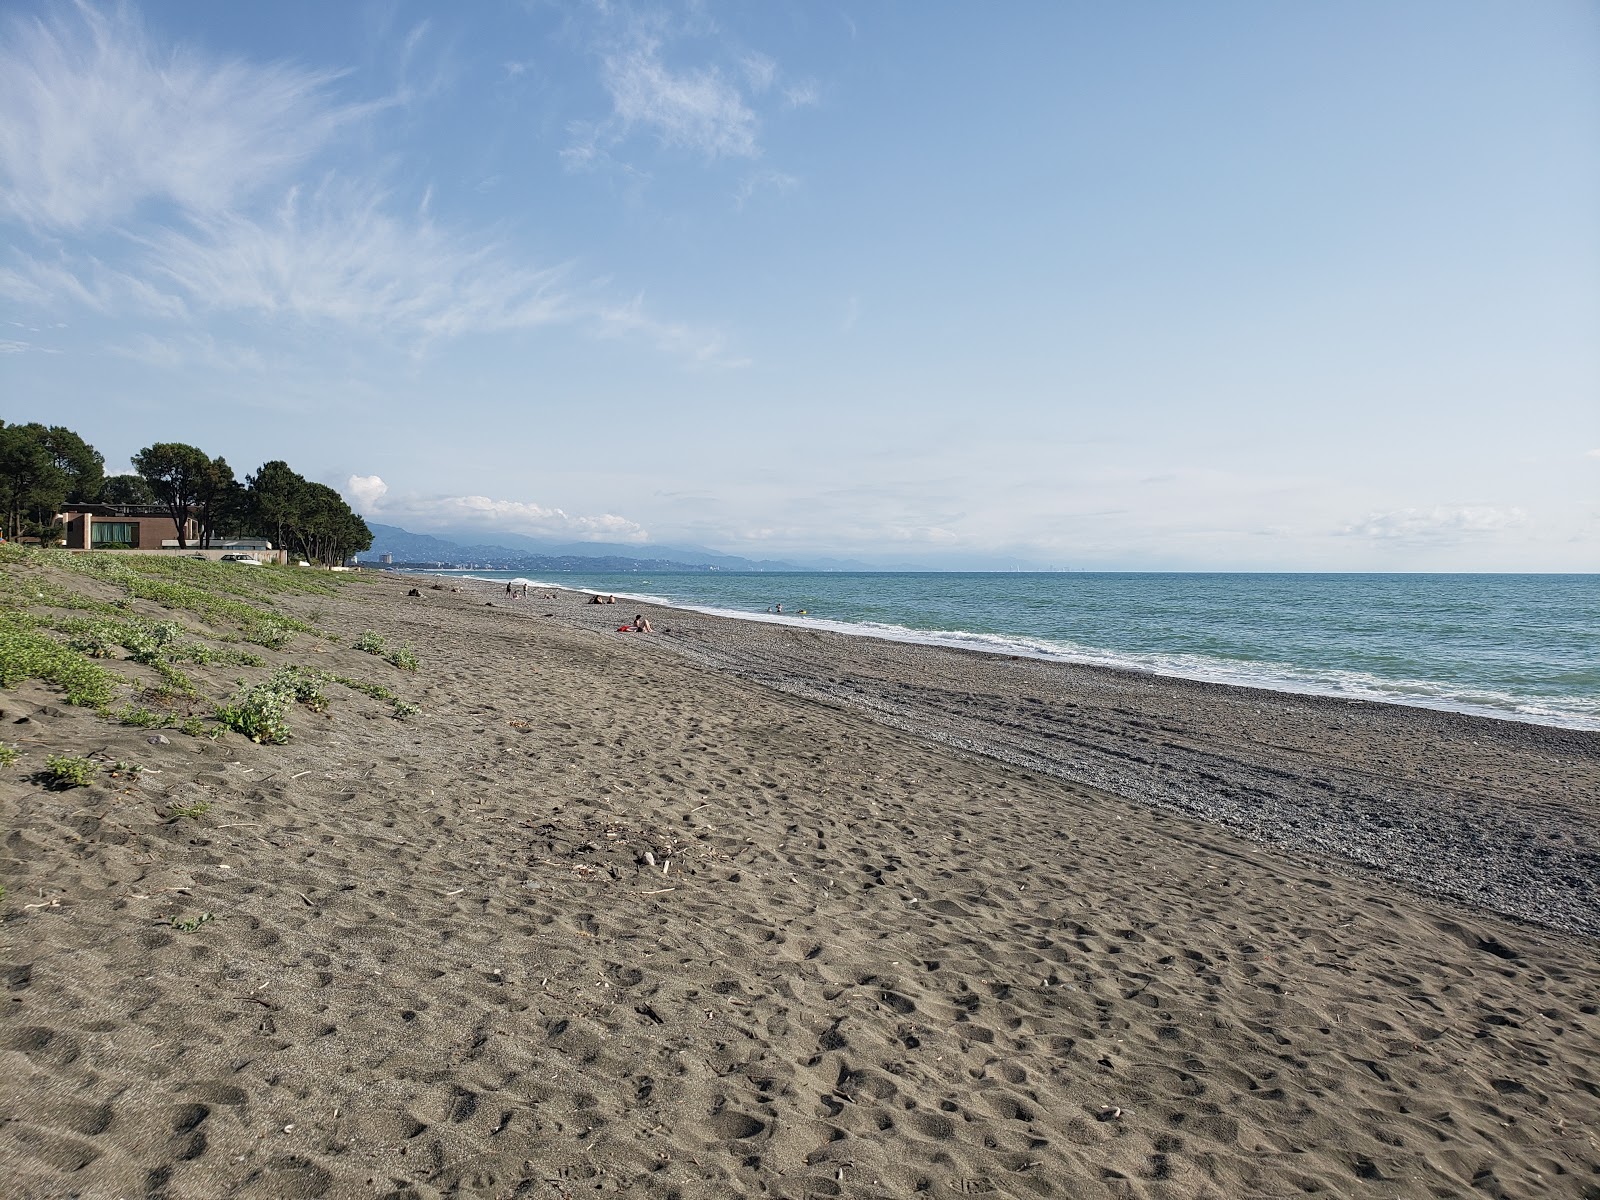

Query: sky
left=2, top=0, right=1597, bottom=570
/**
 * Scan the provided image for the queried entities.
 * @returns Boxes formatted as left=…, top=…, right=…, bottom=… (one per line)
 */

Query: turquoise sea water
left=449, top=571, right=1599, bottom=731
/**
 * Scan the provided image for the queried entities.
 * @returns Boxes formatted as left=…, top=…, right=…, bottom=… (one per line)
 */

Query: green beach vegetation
left=41, top=753, right=97, bottom=789
left=0, top=541, right=419, bottom=743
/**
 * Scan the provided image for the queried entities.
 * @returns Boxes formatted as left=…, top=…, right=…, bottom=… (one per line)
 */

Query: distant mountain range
left=360, top=522, right=1050, bottom=573
left=360, top=523, right=818, bottom=572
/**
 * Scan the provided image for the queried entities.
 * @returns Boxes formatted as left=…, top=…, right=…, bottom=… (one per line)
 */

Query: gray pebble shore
left=490, top=583, right=1600, bottom=942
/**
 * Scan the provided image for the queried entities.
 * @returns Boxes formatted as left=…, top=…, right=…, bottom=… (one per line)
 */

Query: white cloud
left=1337, top=506, right=1529, bottom=541
left=143, top=180, right=573, bottom=339
left=1586, top=448, right=1600, bottom=460
left=0, top=3, right=371, bottom=232
left=348, top=476, right=647, bottom=543
left=600, top=38, right=758, bottom=159
left=0, top=253, right=187, bottom=319
left=346, top=474, right=389, bottom=512
left=108, top=331, right=265, bottom=372
left=740, top=52, right=777, bottom=93
left=593, top=294, right=746, bottom=367
left=0, top=4, right=736, bottom=366
left=733, top=169, right=798, bottom=211
left=783, top=79, right=821, bottom=109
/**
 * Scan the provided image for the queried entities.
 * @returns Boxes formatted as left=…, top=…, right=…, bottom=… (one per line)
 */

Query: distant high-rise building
left=380, top=553, right=393, bottom=564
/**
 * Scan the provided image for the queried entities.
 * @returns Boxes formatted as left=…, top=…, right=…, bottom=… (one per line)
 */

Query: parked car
left=219, top=553, right=263, bottom=565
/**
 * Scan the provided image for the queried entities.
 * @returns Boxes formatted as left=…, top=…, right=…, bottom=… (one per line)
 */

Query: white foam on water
left=436, top=572, right=1600, bottom=730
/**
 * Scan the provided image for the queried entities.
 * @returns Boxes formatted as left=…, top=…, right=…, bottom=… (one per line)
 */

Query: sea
left=442, top=570, right=1599, bottom=731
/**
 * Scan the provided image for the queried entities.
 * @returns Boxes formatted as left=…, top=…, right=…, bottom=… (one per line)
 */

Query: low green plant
left=215, top=681, right=293, bottom=744
left=244, top=620, right=296, bottom=650
left=328, top=674, right=419, bottom=719
left=123, top=620, right=182, bottom=665
left=0, top=623, right=119, bottom=709
left=117, top=704, right=171, bottom=728
left=42, top=754, right=98, bottom=789
left=171, top=911, right=214, bottom=932
left=177, top=715, right=208, bottom=738
left=65, top=627, right=119, bottom=658
left=385, top=643, right=419, bottom=672
left=149, top=661, right=198, bottom=699
left=0, top=744, right=19, bottom=767
left=354, top=630, right=387, bottom=654
left=215, top=667, right=330, bottom=743
left=166, top=799, right=211, bottom=819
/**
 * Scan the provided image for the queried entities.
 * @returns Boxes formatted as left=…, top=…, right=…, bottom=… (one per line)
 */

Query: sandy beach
left=2, top=570, right=1598, bottom=1199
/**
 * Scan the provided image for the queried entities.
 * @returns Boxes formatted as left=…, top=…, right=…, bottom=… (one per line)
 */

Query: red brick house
left=57, top=504, right=198, bottom=550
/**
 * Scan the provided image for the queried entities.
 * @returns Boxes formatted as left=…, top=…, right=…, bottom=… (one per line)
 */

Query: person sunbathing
left=633, top=615, right=654, bottom=633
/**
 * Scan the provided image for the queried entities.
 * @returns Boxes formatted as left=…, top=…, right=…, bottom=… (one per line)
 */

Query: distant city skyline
left=3, top=1, right=1596, bottom=570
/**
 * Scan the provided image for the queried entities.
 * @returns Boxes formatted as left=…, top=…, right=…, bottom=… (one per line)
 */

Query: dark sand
left=2, top=572, right=1597, bottom=1199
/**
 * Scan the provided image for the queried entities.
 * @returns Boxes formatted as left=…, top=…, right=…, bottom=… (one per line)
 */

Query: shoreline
left=445, top=571, right=1600, bottom=733
left=483, top=577, right=1600, bottom=941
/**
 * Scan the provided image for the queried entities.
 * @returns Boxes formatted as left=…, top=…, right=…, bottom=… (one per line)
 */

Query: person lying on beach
left=633, top=615, right=654, bottom=633
left=589, top=595, right=605, bottom=604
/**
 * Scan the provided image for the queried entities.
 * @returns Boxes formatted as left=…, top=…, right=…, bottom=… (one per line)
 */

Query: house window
left=92, top=521, right=138, bottom=549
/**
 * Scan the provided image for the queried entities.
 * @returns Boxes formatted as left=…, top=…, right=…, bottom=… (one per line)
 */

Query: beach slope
left=2, top=569, right=1597, bottom=1198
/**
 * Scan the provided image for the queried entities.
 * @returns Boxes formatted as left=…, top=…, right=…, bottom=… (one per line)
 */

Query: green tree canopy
left=132, top=442, right=211, bottom=549
left=0, top=422, right=102, bottom=542
left=195, top=455, right=239, bottom=549
left=244, top=462, right=371, bottom=565
left=245, top=460, right=305, bottom=553
left=97, top=474, right=156, bottom=505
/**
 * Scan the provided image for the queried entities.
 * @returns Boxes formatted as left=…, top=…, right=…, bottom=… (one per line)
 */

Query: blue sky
left=2, top=1, right=1596, bottom=569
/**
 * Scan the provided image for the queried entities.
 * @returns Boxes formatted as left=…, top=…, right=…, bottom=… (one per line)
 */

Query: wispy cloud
left=0, top=4, right=738, bottom=365
left=599, top=37, right=759, bottom=159
left=733, top=168, right=798, bottom=211
left=108, top=331, right=266, bottom=373
left=593, top=294, right=746, bottom=366
left=0, top=252, right=187, bottom=318
left=1337, top=506, right=1528, bottom=541
left=565, top=9, right=816, bottom=170
left=740, top=52, right=777, bottom=94
left=348, top=475, right=648, bottom=542
left=0, top=3, right=372, bottom=232
left=783, top=79, right=821, bottom=109
left=143, top=180, right=572, bottom=339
